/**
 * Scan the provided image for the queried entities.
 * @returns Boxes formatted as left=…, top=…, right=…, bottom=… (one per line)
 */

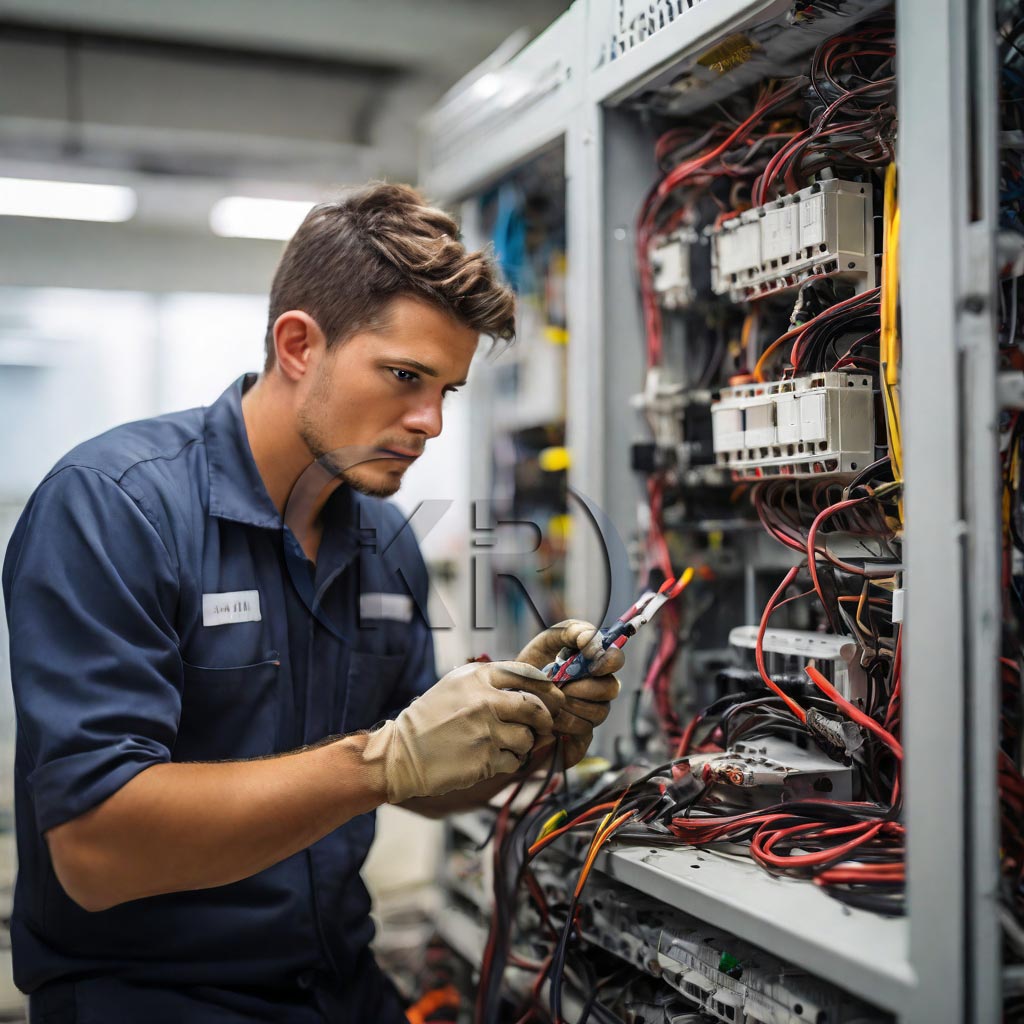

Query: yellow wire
left=880, top=163, right=903, bottom=522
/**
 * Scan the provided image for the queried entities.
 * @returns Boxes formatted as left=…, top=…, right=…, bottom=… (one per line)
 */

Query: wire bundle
left=638, top=77, right=806, bottom=366
left=633, top=82, right=809, bottom=742
left=471, top=18, right=911, bottom=1023
left=483, top=712, right=903, bottom=1020
left=752, top=23, right=896, bottom=205
left=749, top=284, right=880, bottom=382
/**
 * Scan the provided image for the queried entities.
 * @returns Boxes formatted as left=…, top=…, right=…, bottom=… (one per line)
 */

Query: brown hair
left=264, top=182, right=515, bottom=368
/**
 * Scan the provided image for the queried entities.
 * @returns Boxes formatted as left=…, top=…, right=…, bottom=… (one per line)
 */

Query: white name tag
left=202, top=590, right=262, bottom=627
left=360, top=592, right=414, bottom=623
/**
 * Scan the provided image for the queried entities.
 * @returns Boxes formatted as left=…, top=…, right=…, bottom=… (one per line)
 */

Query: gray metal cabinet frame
left=422, top=2, right=1004, bottom=1019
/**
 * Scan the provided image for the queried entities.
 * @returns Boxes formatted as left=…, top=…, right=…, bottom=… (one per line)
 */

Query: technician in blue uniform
left=2, top=183, right=624, bottom=1023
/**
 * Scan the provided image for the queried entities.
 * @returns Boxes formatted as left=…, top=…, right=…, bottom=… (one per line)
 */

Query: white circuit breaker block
left=711, top=372, right=874, bottom=477
left=711, top=179, right=875, bottom=301
left=651, top=228, right=698, bottom=309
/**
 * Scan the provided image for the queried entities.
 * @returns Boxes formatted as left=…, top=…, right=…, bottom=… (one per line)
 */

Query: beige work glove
left=516, top=619, right=624, bottom=768
left=361, top=660, right=564, bottom=803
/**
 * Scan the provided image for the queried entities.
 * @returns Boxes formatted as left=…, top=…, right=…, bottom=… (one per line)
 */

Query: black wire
left=479, top=747, right=563, bottom=1024
left=825, top=884, right=905, bottom=916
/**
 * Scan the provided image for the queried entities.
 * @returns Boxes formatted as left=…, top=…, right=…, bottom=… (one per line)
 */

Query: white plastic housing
left=711, top=372, right=875, bottom=478
left=651, top=228, right=698, bottom=309
left=711, top=179, right=875, bottom=301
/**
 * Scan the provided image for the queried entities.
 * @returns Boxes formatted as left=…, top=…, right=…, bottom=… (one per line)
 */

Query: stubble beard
left=296, top=364, right=403, bottom=499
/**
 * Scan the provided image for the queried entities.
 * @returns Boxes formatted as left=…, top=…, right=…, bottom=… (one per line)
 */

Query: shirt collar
left=204, top=373, right=283, bottom=530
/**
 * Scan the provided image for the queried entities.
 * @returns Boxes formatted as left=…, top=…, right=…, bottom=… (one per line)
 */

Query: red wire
left=755, top=566, right=808, bottom=722
left=675, top=712, right=703, bottom=758
left=751, top=818, right=886, bottom=869
left=805, top=665, right=904, bottom=760
left=815, top=863, right=905, bottom=885
left=806, top=496, right=868, bottom=615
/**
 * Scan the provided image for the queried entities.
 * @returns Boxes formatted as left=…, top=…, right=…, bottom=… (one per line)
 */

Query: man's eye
left=389, top=368, right=418, bottom=383
left=443, top=387, right=461, bottom=398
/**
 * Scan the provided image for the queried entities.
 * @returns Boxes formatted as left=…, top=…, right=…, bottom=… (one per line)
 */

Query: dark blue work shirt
left=2, top=374, right=437, bottom=1022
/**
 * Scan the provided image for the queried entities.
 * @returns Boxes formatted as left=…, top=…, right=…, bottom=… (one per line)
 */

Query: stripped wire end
left=668, top=566, right=697, bottom=598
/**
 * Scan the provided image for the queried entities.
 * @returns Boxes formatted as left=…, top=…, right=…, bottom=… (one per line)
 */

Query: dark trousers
left=29, top=963, right=406, bottom=1023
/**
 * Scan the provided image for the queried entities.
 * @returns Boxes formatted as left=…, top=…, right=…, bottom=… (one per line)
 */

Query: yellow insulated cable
left=880, top=163, right=903, bottom=509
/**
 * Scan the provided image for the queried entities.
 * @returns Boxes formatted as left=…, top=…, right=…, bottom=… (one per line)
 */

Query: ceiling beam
left=0, top=0, right=571, bottom=76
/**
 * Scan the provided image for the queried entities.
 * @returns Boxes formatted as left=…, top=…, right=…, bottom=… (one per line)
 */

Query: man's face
left=297, top=295, right=478, bottom=497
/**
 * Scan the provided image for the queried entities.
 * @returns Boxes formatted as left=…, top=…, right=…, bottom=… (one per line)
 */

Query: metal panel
left=419, top=3, right=584, bottom=202
left=583, top=104, right=662, bottom=745
left=564, top=110, right=619, bottom=631
left=595, top=846, right=912, bottom=1015
left=422, top=2, right=1006, bottom=1019
left=586, top=0, right=891, bottom=109
left=960, top=0, right=1003, bottom=1019
left=898, top=0, right=1000, bottom=1020
left=586, top=0, right=777, bottom=104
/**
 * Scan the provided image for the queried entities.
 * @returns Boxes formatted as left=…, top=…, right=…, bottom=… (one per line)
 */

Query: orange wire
left=573, top=811, right=636, bottom=899
left=753, top=321, right=807, bottom=382
left=527, top=802, right=619, bottom=858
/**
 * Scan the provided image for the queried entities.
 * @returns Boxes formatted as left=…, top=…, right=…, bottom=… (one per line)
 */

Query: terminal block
left=688, top=736, right=855, bottom=807
left=650, top=227, right=709, bottom=309
left=711, top=179, right=875, bottom=301
left=531, top=868, right=883, bottom=1024
left=710, top=372, right=874, bottom=478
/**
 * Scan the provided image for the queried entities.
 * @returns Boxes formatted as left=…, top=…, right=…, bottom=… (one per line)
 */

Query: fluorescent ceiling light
left=0, top=178, right=136, bottom=222
left=0, top=177, right=137, bottom=222
left=209, top=196, right=316, bottom=241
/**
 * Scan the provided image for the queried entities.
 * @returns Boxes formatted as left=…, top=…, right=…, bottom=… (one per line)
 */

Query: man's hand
left=516, top=620, right=624, bottom=768
left=362, top=660, right=564, bottom=803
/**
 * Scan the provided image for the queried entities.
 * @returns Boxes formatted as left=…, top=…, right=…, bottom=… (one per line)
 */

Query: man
left=2, top=183, right=623, bottom=1023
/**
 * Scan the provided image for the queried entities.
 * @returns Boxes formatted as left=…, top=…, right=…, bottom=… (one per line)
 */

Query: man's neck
left=240, top=374, right=339, bottom=562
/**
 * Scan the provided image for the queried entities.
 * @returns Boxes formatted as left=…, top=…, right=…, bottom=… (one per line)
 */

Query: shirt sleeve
left=4, top=466, right=182, bottom=833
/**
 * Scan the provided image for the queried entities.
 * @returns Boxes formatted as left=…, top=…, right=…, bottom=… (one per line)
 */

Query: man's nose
left=401, top=397, right=442, bottom=439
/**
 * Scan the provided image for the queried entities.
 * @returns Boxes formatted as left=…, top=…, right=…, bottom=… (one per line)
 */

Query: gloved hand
left=516, top=620, right=624, bottom=768
left=361, top=660, right=564, bottom=803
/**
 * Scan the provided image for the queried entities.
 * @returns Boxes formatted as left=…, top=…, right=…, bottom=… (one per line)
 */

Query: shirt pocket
left=341, top=650, right=407, bottom=733
left=175, top=655, right=281, bottom=761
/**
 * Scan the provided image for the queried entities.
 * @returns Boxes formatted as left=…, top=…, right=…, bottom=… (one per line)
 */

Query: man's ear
left=272, top=311, right=326, bottom=382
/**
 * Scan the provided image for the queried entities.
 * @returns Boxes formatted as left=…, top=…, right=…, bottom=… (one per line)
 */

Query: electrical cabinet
left=421, top=2, right=1004, bottom=1021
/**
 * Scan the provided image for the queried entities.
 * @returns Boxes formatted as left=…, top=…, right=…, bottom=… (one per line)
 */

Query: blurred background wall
left=0, top=1, right=571, bottom=1015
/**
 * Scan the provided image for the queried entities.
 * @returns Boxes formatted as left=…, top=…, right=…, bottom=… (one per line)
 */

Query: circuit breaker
left=711, top=180, right=875, bottom=302
left=711, top=372, right=875, bottom=477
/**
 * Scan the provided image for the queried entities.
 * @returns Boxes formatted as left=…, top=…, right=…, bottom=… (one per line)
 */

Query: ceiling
left=0, top=0, right=573, bottom=189
left=0, top=0, right=573, bottom=74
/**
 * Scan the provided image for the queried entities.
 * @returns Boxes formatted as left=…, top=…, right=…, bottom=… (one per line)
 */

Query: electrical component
left=635, top=368, right=688, bottom=450
left=651, top=228, right=709, bottom=310
left=532, top=868, right=886, bottom=1024
left=711, top=372, right=875, bottom=478
left=711, top=179, right=875, bottom=302
left=619, top=992, right=706, bottom=1024
left=729, top=625, right=869, bottom=705
left=891, top=582, right=905, bottom=624
left=632, top=371, right=719, bottom=475
left=688, top=736, right=855, bottom=807
left=682, top=402, right=716, bottom=467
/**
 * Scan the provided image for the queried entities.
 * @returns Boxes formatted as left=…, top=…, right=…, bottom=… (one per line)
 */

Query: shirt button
left=297, top=970, right=315, bottom=990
